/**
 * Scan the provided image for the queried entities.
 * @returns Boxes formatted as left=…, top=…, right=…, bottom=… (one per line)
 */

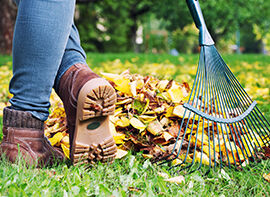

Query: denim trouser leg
left=9, top=0, right=76, bottom=121
left=53, top=24, right=87, bottom=92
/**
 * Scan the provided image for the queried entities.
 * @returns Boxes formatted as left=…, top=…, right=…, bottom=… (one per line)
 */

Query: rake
left=158, top=0, right=270, bottom=172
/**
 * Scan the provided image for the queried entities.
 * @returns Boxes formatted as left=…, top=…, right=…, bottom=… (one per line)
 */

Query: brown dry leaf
left=147, top=120, right=163, bottom=136
left=167, top=123, right=182, bottom=138
left=262, top=147, right=270, bottom=158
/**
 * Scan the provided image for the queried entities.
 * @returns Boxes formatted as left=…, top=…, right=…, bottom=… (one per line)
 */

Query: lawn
left=0, top=53, right=269, bottom=196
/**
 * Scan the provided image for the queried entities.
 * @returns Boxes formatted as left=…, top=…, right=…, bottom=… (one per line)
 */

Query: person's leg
left=9, top=0, right=76, bottom=121
left=0, top=0, right=76, bottom=166
left=53, top=23, right=87, bottom=91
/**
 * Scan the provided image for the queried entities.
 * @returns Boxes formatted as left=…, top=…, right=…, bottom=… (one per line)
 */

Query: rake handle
left=186, top=0, right=215, bottom=46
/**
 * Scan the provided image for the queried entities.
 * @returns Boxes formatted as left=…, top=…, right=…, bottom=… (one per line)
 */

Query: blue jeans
left=9, top=0, right=87, bottom=121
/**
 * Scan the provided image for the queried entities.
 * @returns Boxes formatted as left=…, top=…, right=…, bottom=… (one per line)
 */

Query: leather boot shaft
left=56, top=63, right=100, bottom=142
left=0, top=107, right=64, bottom=166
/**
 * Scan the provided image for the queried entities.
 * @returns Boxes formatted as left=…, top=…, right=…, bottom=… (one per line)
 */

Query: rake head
left=157, top=0, right=270, bottom=172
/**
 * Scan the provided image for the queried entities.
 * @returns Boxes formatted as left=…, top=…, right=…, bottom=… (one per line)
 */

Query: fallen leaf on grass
left=157, top=172, right=169, bottom=179
left=115, top=149, right=128, bottom=159
left=263, top=173, right=270, bottom=183
left=164, top=176, right=185, bottom=184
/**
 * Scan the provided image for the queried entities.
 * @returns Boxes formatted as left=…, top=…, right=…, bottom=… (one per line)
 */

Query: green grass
left=0, top=153, right=269, bottom=196
left=0, top=53, right=269, bottom=196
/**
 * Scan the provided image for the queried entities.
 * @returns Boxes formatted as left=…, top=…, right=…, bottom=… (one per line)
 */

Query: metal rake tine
left=188, top=49, right=212, bottom=172
left=163, top=51, right=207, bottom=166
left=216, top=52, right=268, bottom=150
left=206, top=48, right=245, bottom=167
left=157, top=50, right=206, bottom=164
left=208, top=54, right=229, bottom=168
left=217, top=50, right=270, bottom=137
left=206, top=47, right=233, bottom=167
left=209, top=60, right=233, bottom=168
left=213, top=57, right=257, bottom=161
left=204, top=52, right=215, bottom=169
left=215, top=62, right=252, bottom=165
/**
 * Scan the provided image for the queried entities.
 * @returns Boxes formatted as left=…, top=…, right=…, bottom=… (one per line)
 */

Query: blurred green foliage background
left=75, top=0, right=270, bottom=54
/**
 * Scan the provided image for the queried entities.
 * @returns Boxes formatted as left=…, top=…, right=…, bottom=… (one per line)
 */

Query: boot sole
left=70, top=78, right=117, bottom=165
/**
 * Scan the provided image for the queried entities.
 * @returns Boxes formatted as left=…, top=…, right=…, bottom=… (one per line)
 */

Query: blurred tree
left=0, top=0, right=17, bottom=55
left=76, top=0, right=155, bottom=53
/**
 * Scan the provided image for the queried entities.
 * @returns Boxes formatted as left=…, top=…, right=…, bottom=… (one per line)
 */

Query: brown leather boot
left=57, top=63, right=117, bottom=165
left=0, top=107, right=64, bottom=167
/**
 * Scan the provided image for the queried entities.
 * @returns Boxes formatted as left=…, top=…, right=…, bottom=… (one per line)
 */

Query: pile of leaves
left=45, top=70, right=268, bottom=167
left=44, top=70, right=191, bottom=159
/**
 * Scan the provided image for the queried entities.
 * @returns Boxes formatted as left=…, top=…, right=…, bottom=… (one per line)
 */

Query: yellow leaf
left=130, top=117, right=146, bottom=131
left=167, top=82, right=184, bottom=103
left=154, top=106, right=165, bottom=114
left=160, top=117, right=169, bottom=127
left=115, top=107, right=123, bottom=113
left=116, top=98, right=133, bottom=105
left=115, top=116, right=130, bottom=127
left=160, top=92, right=171, bottom=101
left=61, top=143, right=70, bottom=159
left=195, top=151, right=213, bottom=166
left=49, top=132, right=64, bottom=146
left=165, top=106, right=174, bottom=117
left=139, top=115, right=157, bottom=123
left=142, top=154, right=153, bottom=159
left=178, top=154, right=193, bottom=163
left=101, top=72, right=132, bottom=95
left=61, top=135, right=70, bottom=147
left=172, top=158, right=183, bottom=166
left=141, top=98, right=150, bottom=114
left=110, top=121, right=126, bottom=144
left=113, top=135, right=126, bottom=144
left=221, top=142, right=245, bottom=163
left=136, top=79, right=144, bottom=89
left=191, top=133, right=209, bottom=147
